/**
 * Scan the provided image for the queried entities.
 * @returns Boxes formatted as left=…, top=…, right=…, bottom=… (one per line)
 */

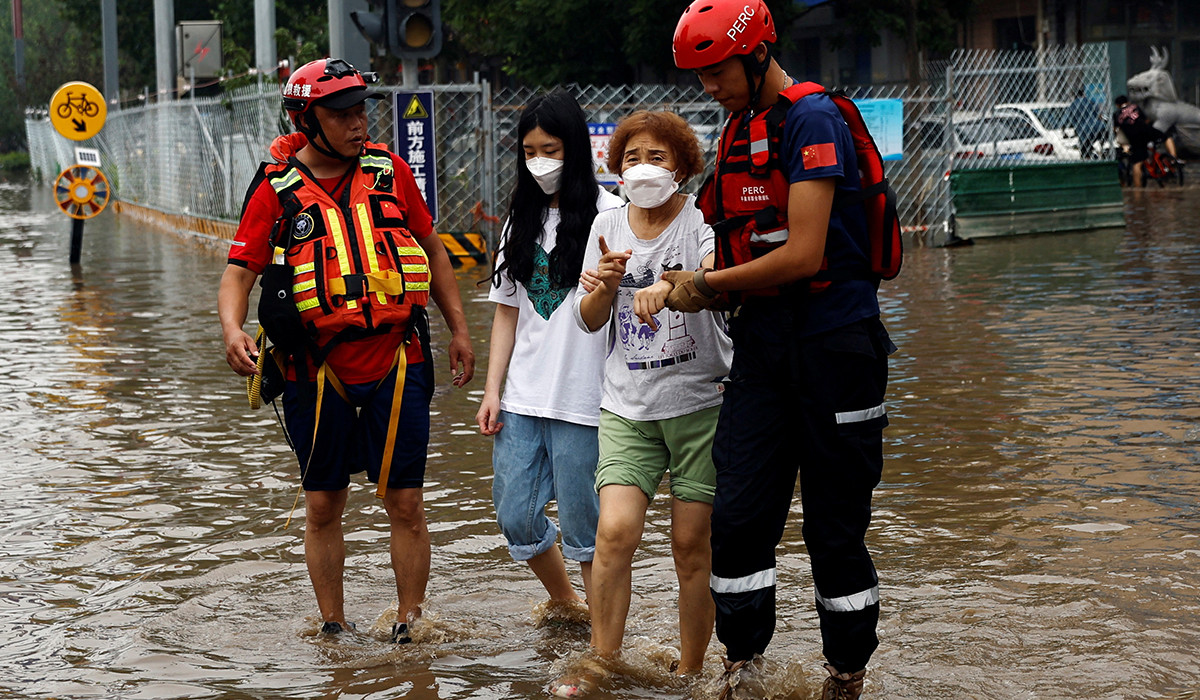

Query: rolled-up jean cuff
left=505, top=517, right=559, bottom=562
left=562, top=544, right=595, bottom=563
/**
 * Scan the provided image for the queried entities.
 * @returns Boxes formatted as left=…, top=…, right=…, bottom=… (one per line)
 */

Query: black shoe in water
left=391, top=622, right=412, bottom=644
left=320, top=621, right=355, bottom=635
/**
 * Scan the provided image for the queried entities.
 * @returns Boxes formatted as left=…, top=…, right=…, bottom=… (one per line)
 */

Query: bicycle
left=55, top=91, right=100, bottom=120
left=1142, top=143, right=1184, bottom=187
left=1116, top=140, right=1185, bottom=188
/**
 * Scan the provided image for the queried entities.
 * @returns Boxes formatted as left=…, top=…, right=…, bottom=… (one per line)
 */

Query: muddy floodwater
left=1, top=175, right=1198, bottom=699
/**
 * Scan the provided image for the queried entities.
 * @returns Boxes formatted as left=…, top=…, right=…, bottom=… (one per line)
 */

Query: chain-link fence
left=24, top=45, right=1112, bottom=251
left=25, top=80, right=492, bottom=238
left=942, top=44, right=1116, bottom=168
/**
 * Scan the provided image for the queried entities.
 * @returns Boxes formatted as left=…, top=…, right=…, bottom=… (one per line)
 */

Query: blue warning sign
left=392, top=91, right=438, bottom=222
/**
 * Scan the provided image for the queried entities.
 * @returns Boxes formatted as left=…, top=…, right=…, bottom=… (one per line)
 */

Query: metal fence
left=24, top=45, right=1111, bottom=251
left=942, top=44, right=1116, bottom=167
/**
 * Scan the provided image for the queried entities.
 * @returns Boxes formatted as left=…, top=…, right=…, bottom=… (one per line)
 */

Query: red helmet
left=282, top=58, right=381, bottom=126
left=673, top=0, right=776, bottom=70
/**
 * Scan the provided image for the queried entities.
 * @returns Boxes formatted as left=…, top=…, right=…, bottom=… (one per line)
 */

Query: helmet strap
left=299, top=112, right=357, bottom=163
left=741, top=43, right=773, bottom=115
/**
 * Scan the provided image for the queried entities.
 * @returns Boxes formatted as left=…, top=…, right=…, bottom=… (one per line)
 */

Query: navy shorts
left=281, top=360, right=432, bottom=491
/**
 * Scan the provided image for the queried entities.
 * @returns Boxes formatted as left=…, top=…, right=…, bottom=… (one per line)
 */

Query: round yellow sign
left=54, top=165, right=111, bottom=219
left=49, top=81, right=108, bottom=141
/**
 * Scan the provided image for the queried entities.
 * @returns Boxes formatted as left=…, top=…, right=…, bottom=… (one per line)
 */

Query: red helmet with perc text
left=281, top=58, right=381, bottom=128
left=672, top=0, right=777, bottom=70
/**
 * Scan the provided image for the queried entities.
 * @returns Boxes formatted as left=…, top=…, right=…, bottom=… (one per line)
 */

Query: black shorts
left=281, top=359, right=433, bottom=491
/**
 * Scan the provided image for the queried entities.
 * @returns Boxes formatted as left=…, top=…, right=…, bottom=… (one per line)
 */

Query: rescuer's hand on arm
left=633, top=280, right=673, bottom=330
left=662, top=252, right=719, bottom=313
left=700, top=178, right=835, bottom=293
left=218, top=264, right=261, bottom=377
left=578, top=235, right=631, bottom=332
left=420, top=229, right=476, bottom=387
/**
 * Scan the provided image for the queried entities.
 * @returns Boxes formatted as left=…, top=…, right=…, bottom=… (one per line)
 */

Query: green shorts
left=595, top=406, right=720, bottom=504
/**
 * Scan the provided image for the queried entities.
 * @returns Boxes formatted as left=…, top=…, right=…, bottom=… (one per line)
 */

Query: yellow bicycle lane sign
left=50, top=81, right=107, bottom=141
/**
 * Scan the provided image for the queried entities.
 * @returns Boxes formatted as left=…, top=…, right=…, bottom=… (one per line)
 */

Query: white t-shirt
left=488, top=189, right=624, bottom=426
left=573, top=195, right=733, bottom=422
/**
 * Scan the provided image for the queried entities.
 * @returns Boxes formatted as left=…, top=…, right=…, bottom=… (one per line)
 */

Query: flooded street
left=1, top=174, right=1198, bottom=699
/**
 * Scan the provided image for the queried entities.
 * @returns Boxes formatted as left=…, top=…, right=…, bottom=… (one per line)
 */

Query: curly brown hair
left=606, top=110, right=705, bottom=185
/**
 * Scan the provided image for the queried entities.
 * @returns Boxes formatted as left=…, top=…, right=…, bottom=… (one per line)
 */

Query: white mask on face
left=622, top=163, right=679, bottom=209
left=525, top=156, right=564, bottom=195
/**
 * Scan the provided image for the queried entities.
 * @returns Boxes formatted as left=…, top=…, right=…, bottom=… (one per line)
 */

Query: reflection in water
left=0, top=176, right=1198, bottom=699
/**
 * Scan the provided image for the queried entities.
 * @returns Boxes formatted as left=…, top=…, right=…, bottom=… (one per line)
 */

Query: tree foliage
left=0, top=0, right=328, bottom=151
left=441, top=0, right=805, bottom=86
left=835, top=0, right=977, bottom=82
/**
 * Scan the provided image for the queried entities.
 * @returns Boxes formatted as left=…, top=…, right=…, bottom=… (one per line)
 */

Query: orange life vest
left=265, top=143, right=430, bottom=354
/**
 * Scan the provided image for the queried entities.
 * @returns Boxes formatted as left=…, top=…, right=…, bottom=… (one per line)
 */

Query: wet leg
left=527, top=546, right=584, bottom=603
left=589, top=485, right=648, bottom=657
left=384, top=487, right=430, bottom=624
left=671, top=498, right=714, bottom=673
left=580, top=560, right=593, bottom=602
left=305, top=488, right=349, bottom=625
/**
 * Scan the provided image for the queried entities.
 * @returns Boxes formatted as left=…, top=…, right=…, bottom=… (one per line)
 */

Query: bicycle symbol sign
left=50, top=81, right=107, bottom=141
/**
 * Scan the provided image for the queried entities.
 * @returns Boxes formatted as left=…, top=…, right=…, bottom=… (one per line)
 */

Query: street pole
left=154, top=0, right=176, bottom=100
left=403, top=58, right=418, bottom=88
left=11, top=0, right=24, bottom=92
left=254, top=0, right=276, bottom=76
left=102, top=0, right=119, bottom=105
left=69, top=219, right=85, bottom=265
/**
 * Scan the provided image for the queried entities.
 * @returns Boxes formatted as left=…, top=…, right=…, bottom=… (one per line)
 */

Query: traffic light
left=394, top=0, right=442, bottom=59
left=350, top=0, right=442, bottom=60
left=350, top=2, right=391, bottom=53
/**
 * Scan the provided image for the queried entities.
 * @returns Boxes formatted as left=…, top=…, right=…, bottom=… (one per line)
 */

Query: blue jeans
left=492, top=411, right=599, bottom=562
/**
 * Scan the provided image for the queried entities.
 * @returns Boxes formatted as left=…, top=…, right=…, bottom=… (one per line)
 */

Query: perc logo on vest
left=740, top=185, right=769, bottom=205
left=727, top=5, right=757, bottom=41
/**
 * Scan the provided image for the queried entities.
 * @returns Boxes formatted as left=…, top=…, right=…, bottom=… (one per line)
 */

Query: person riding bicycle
left=1114, top=95, right=1178, bottom=187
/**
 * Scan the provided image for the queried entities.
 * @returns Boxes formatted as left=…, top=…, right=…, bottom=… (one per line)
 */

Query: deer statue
left=1126, top=46, right=1200, bottom=157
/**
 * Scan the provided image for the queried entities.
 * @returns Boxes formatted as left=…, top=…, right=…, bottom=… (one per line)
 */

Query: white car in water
left=993, top=102, right=1085, bottom=159
left=918, top=111, right=1066, bottom=164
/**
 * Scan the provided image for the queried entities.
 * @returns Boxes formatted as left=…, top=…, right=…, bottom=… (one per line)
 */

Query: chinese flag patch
left=802, top=142, right=838, bottom=170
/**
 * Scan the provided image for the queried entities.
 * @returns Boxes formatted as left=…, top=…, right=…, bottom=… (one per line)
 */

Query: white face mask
left=525, top=156, right=564, bottom=195
left=622, top=163, right=679, bottom=209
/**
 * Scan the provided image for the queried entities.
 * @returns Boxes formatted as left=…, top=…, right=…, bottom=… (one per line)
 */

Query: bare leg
left=1166, top=137, right=1178, bottom=159
left=383, top=487, right=430, bottom=624
left=527, top=546, right=585, bottom=602
left=1133, top=161, right=1144, bottom=188
left=305, top=488, right=349, bottom=624
left=589, top=485, right=649, bottom=657
left=671, top=498, right=715, bottom=674
left=580, top=560, right=593, bottom=602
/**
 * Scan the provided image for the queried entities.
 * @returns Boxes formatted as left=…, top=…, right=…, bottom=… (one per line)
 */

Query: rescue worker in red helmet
left=218, top=57, right=474, bottom=644
left=665, top=2, right=896, bottom=698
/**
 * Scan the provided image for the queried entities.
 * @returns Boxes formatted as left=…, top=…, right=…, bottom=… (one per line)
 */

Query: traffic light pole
left=403, top=58, right=418, bottom=88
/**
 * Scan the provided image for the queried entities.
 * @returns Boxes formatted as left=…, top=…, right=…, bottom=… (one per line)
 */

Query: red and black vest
left=264, top=143, right=430, bottom=354
left=698, top=82, right=901, bottom=299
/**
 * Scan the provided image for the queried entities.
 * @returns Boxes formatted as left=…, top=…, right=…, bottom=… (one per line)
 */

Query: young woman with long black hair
left=476, top=89, right=623, bottom=608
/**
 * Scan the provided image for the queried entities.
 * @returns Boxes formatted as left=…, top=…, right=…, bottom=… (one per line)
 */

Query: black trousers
left=710, top=304, right=894, bottom=673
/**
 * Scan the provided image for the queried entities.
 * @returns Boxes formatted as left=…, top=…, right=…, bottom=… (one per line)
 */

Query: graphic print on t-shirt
left=616, top=248, right=698, bottom=371
left=526, top=245, right=569, bottom=320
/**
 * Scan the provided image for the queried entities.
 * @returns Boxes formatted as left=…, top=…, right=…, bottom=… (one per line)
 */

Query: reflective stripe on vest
left=324, top=206, right=358, bottom=311
left=749, top=226, right=789, bottom=244
left=355, top=202, right=387, bottom=305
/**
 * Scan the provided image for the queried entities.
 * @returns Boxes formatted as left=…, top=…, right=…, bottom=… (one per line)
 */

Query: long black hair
left=489, top=88, right=601, bottom=291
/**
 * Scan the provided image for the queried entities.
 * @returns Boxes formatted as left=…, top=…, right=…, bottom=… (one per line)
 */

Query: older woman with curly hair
left=551, top=111, right=734, bottom=697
